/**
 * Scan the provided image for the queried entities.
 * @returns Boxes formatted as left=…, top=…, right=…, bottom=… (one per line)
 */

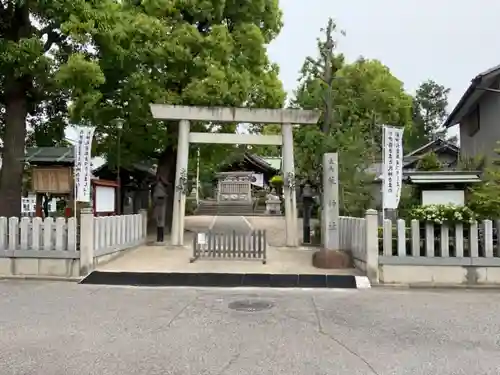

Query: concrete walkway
left=99, top=216, right=358, bottom=276
left=96, top=244, right=360, bottom=275
left=211, top=216, right=252, bottom=234
left=246, top=216, right=318, bottom=247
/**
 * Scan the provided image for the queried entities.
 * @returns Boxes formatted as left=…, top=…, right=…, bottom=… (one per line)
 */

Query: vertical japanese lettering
left=74, top=126, right=95, bottom=202
left=383, top=126, right=404, bottom=209
left=323, top=153, right=339, bottom=250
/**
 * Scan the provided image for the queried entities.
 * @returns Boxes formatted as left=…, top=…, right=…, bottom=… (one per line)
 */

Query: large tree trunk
left=0, top=80, right=28, bottom=218
left=0, top=2, right=31, bottom=218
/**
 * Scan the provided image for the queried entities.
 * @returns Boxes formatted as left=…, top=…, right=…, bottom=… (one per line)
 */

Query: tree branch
left=43, top=29, right=63, bottom=52
left=38, top=22, right=65, bottom=52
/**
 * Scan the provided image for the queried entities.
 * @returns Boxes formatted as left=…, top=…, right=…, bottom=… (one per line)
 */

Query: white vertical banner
left=382, top=125, right=404, bottom=210
left=74, top=126, right=96, bottom=202
left=394, top=127, right=404, bottom=207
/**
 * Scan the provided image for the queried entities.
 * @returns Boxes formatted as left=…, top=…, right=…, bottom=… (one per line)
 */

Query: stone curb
left=81, top=271, right=367, bottom=289
left=0, top=275, right=80, bottom=282
left=372, top=283, right=500, bottom=290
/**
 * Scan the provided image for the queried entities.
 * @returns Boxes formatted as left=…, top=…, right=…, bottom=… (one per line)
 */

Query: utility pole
left=115, top=118, right=123, bottom=215
left=305, top=18, right=340, bottom=134
left=321, top=19, right=335, bottom=134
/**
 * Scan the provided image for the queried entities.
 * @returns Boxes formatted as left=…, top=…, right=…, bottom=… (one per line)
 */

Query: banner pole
left=73, top=128, right=79, bottom=253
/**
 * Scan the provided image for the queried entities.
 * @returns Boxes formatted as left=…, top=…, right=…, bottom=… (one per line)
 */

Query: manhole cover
left=228, top=300, right=274, bottom=312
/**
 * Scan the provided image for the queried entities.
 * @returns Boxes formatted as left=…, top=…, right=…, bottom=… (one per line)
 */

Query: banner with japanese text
left=74, top=126, right=96, bottom=202
left=382, top=125, right=404, bottom=209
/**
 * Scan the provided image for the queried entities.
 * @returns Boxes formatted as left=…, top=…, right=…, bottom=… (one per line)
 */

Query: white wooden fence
left=380, top=218, right=500, bottom=266
left=93, top=214, right=145, bottom=257
left=339, top=216, right=366, bottom=266
left=0, top=216, right=78, bottom=258
left=0, top=209, right=148, bottom=278
left=338, top=209, right=378, bottom=280
left=327, top=209, right=500, bottom=285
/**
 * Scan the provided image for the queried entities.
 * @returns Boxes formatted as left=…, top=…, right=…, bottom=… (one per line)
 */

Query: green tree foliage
left=250, top=123, right=282, bottom=157
left=0, top=0, right=286, bottom=218
left=72, top=0, right=285, bottom=228
left=468, top=169, right=500, bottom=219
left=458, top=154, right=487, bottom=171
left=0, top=0, right=124, bottom=216
left=416, top=152, right=442, bottom=171
left=290, top=19, right=412, bottom=216
left=405, top=80, right=451, bottom=152
left=468, top=145, right=500, bottom=219
left=397, top=185, right=420, bottom=219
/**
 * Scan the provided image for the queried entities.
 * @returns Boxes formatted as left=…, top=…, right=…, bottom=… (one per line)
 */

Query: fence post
left=79, top=208, right=94, bottom=276
left=140, top=209, right=148, bottom=242
left=365, top=209, right=379, bottom=284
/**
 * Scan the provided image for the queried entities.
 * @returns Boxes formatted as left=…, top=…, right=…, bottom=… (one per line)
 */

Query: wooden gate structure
left=191, top=230, right=267, bottom=264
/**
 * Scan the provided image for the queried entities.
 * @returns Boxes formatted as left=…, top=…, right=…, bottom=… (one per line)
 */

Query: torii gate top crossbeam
left=150, top=104, right=320, bottom=124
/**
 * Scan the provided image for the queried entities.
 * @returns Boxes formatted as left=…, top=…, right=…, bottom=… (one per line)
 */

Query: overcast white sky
left=77, top=0, right=500, bottom=165
left=268, top=0, right=500, bottom=134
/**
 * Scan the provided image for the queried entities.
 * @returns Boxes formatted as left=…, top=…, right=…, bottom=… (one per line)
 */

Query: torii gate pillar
left=171, top=119, right=190, bottom=245
left=282, top=123, right=298, bottom=246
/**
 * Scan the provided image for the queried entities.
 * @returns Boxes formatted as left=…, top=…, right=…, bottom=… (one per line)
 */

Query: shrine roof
left=261, top=156, right=282, bottom=171
left=24, top=147, right=74, bottom=164
left=92, top=160, right=156, bottom=178
left=219, top=152, right=279, bottom=175
left=404, top=170, right=482, bottom=184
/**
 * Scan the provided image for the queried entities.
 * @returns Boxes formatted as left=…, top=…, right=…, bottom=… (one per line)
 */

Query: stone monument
left=321, top=153, right=339, bottom=249
left=313, top=152, right=351, bottom=269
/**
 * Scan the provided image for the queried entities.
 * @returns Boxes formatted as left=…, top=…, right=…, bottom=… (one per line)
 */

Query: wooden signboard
left=32, top=166, right=72, bottom=194
left=92, top=179, right=118, bottom=216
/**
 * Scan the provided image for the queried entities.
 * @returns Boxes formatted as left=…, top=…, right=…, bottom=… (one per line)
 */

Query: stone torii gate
left=149, top=105, right=321, bottom=247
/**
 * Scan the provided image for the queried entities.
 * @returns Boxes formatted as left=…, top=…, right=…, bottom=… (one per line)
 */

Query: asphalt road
left=1, top=281, right=500, bottom=374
